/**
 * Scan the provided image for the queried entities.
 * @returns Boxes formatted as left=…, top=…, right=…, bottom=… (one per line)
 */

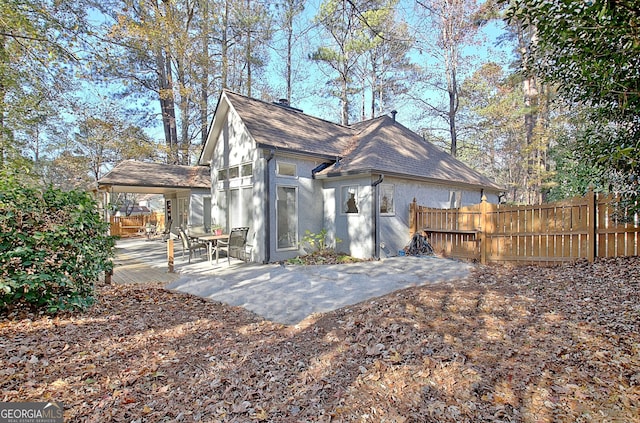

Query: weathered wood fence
left=109, top=212, right=164, bottom=237
left=409, top=190, right=639, bottom=265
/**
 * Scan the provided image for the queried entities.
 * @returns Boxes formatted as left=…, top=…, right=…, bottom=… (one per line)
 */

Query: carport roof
left=97, top=160, right=210, bottom=194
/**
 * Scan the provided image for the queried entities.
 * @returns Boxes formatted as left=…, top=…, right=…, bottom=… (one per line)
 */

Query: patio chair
left=161, top=219, right=173, bottom=241
left=145, top=222, right=157, bottom=240
left=216, top=227, right=249, bottom=264
left=178, top=227, right=206, bottom=263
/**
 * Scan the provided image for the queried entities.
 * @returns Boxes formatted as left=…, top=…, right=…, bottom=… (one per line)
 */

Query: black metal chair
left=216, top=227, right=249, bottom=264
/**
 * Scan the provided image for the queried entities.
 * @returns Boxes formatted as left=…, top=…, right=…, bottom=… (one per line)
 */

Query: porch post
left=167, top=239, right=175, bottom=273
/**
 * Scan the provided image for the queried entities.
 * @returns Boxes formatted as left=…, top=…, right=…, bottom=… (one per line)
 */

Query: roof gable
left=318, top=116, right=503, bottom=190
left=200, top=90, right=354, bottom=164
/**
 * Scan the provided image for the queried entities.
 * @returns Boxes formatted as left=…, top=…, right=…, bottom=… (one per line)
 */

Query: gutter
left=311, top=161, right=334, bottom=179
left=264, top=149, right=275, bottom=264
left=371, top=174, right=384, bottom=260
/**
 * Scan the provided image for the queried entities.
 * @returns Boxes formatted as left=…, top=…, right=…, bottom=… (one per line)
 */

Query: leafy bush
left=0, top=172, right=115, bottom=314
left=300, top=229, right=341, bottom=253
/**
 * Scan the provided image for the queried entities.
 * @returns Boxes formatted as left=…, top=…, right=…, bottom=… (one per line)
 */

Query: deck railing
left=109, top=212, right=165, bottom=237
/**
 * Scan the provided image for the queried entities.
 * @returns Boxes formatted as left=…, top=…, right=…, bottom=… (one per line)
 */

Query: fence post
left=479, top=195, right=488, bottom=265
left=409, top=198, right=418, bottom=235
left=587, top=188, right=596, bottom=262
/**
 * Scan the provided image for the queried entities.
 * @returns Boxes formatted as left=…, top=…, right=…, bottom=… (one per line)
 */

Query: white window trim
left=379, top=184, right=395, bottom=216
left=276, top=161, right=297, bottom=179
left=275, top=184, right=298, bottom=251
left=341, top=185, right=360, bottom=215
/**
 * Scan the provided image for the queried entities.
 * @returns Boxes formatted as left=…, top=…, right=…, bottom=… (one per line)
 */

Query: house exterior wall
left=377, top=176, right=499, bottom=256
left=322, top=176, right=376, bottom=259
left=268, top=153, right=326, bottom=263
left=202, top=97, right=502, bottom=263
left=188, top=188, right=212, bottom=228
left=210, top=107, right=260, bottom=259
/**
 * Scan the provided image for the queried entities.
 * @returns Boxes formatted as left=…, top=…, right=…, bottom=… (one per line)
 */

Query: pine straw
left=1, top=257, right=639, bottom=422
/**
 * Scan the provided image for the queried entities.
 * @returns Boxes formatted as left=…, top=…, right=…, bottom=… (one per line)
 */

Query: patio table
left=196, top=234, right=228, bottom=263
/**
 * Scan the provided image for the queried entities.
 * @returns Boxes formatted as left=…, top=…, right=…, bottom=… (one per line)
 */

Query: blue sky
left=77, top=0, right=515, bottom=156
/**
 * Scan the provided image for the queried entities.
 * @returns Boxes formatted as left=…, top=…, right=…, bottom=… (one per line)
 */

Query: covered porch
left=96, top=160, right=212, bottom=238
left=111, top=236, right=251, bottom=284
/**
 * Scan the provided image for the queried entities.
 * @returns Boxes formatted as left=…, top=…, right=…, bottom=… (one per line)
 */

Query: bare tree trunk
left=156, top=47, right=179, bottom=164
left=370, top=62, right=377, bottom=119
left=199, top=0, right=210, bottom=148
left=286, top=14, right=293, bottom=103
left=444, top=13, right=459, bottom=157
left=245, top=0, right=252, bottom=97
left=341, top=74, right=349, bottom=125
left=221, top=0, right=229, bottom=89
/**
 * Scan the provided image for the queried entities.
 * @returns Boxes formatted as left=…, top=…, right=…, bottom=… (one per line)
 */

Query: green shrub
left=301, top=229, right=342, bottom=253
left=0, top=172, right=115, bottom=314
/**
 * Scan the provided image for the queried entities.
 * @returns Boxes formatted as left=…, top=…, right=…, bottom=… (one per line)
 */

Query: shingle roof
left=316, top=116, right=503, bottom=190
left=98, top=160, right=210, bottom=190
left=224, top=91, right=355, bottom=158
left=212, top=90, right=502, bottom=191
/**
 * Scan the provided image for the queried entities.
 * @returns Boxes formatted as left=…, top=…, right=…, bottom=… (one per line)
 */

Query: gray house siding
left=210, top=108, right=259, bottom=258
left=376, top=177, right=500, bottom=256
left=322, top=175, right=376, bottom=259
left=269, top=154, right=326, bottom=263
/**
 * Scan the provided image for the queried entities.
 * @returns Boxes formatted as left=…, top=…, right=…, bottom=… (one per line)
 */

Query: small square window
left=241, top=163, right=253, bottom=177
left=277, top=162, right=296, bottom=177
left=217, top=169, right=227, bottom=180
left=449, top=190, right=462, bottom=208
left=342, top=186, right=359, bottom=214
left=229, top=166, right=239, bottom=179
left=380, top=184, right=395, bottom=215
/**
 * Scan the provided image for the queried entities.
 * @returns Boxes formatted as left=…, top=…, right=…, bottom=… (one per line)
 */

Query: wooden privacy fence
left=409, top=190, right=639, bottom=265
left=110, top=212, right=165, bottom=237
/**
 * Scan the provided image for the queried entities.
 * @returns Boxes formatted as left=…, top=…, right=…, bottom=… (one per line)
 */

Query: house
left=199, top=90, right=503, bottom=263
left=97, top=160, right=211, bottom=234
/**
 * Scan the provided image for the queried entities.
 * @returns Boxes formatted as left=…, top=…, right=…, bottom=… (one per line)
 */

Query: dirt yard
left=1, top=257, right=639, bottom=422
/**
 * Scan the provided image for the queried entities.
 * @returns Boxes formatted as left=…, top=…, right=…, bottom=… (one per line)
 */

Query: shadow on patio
left=112, top=236, right=249, bottom=284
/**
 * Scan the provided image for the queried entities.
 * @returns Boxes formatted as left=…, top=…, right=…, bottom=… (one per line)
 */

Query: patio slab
left=114, top=238, right=474, bottom=326
left=166, top=255, right=474, bottom=325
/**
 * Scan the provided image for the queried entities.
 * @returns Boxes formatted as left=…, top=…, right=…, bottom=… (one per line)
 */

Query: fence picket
left=411, top=190, right=638, bottom=265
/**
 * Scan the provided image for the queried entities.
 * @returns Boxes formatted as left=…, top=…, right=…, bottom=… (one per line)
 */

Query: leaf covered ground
left=1, top=257, right=639, bottom=422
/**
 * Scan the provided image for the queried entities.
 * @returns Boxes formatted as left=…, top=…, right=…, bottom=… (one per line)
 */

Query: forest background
left=0, top=0, right=638, bottom=207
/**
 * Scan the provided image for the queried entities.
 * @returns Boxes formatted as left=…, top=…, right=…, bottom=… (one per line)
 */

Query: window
left=276, top=186, right=297, bottom=249
left=203, top=196, right=212, bottom=230
left=380, top=184, right=395, bottom=215
left=229, top=166, right=239, bottom=179
left=449, top=190, right=462, bottom=208
left=277, top=162, right=296, bottom=177
left=217, top=169, right=227, bottom=180
left=342, top=186, right=359, bottom=214
left=241, top=163, right=253, bottom=177
left=177, top=197, right=189, bottom=228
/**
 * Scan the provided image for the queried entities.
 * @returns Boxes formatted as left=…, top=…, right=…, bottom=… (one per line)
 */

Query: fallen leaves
left=1, top=258, right=639, bottom=422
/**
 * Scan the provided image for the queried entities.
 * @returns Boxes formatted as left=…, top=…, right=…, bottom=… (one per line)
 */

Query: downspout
left=264, top=149, right=275, bottom=263
left=371, top=174, right=384, bottom=260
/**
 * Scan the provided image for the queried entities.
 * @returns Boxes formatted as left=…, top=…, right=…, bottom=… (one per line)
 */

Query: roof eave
left=316, top=168, right=504, bottom=192
left=256, top=143, right=339, bottom=161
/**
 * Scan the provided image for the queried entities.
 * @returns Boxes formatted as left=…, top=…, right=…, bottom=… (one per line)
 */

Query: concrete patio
left=113, top=237, right=475, bottom=325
